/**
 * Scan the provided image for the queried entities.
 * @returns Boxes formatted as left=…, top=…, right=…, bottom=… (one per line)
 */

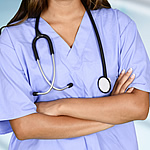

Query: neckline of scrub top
left=38, top=10, right=99, bottom=57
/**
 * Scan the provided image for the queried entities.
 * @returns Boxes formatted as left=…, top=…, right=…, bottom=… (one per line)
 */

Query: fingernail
left=128, top=68, right=132, bottom=73
left=130, top=74, right=135, bottom=79
left=121, top=69, right=125, bottom=74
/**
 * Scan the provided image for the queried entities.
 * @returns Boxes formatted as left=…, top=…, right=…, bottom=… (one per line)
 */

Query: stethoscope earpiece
left=67, top=83, right=74, bottom=88
left=33, top=92, right=38, bottom=96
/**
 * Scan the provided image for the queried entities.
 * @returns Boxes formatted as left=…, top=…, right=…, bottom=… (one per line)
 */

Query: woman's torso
left=6, top=8, right=138, bottom=150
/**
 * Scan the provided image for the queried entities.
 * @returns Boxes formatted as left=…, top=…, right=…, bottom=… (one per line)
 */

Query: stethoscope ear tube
left=32, top=54, right=56, bottom=96
left=32, top=53, right=74, bottom=96
left=32, top=15, right=74, bottom=96
left=32, top=4, right=111, bottom=95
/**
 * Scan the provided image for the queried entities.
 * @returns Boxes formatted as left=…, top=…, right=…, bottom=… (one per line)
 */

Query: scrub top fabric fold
left=0, top=8, right=150, bottom=150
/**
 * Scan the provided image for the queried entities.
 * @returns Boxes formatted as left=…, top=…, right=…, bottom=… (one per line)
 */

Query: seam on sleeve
left=4, top=28, right=25, bottom=72
left=116, top=9, right=134, bottom=37
left=120, top=20, right=133, bottom=37
left=3, top=27, right=36, bottom=97
left=5, top=28, right=16, bottom=49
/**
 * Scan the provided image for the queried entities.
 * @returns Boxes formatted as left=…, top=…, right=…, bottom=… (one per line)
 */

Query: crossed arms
left=10, top=69, right=149, bottom=140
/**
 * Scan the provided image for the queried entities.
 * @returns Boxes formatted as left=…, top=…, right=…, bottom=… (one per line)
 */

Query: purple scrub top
left=0, top=8, right=150, bottom=150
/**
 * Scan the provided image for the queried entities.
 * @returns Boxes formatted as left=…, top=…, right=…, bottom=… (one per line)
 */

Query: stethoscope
left=32, top=3, right=111, bottom=96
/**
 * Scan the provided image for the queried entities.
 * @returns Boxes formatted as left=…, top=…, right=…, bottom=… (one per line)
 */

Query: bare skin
left=41, top=0, right=85, bottom=48
left=36, top=69, right=149, bottom=125
left=10, top=0, right=149, bottom=140
left=11, top=68, right=136, bottom=140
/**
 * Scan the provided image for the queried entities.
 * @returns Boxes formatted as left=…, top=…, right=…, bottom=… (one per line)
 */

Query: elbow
left=138, top=105, right=149, bottom=120
left=10, top=116, right=33, bottom=141
left=131, top=90, right=149, bottom=121
left=16, top=133, right=26, bottom=141
left=134, top=98, right=149, bottom=121
left=14, top=122, right=29, bottom=141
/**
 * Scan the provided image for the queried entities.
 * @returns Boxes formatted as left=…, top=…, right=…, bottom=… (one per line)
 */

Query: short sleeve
left=118, top=20, right=150, bottom=92
left=0, top=28, right=37, bottom=134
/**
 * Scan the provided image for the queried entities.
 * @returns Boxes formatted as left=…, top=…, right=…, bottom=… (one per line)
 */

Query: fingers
left=126, top=87, right=134, bottom=93
left=116, top=69, right=126, bottom=82
left=115, top=68, right=134, bottom=94
left=111, top=69, right=125, bottom=94
left=111, top=68, right=135, bottom=96
left=119, top=73, right=135, bottom=94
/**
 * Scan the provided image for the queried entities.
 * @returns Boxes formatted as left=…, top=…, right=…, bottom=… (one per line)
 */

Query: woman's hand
left=36, top=68, right=135, bottom=116
left=111, top=68, right=135, bottom=96
left=35, top=100, right=62, bottom=116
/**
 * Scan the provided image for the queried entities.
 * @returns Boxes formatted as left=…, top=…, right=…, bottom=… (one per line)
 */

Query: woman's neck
left=41, top=0, right=85, bottom=21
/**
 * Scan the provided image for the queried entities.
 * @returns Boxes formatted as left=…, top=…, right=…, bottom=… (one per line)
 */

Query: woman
left=0, top=0, right=150, bottom=150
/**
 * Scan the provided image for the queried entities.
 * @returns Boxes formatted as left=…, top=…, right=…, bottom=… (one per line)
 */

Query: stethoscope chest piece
left=98, top=76, right=111, bottom=93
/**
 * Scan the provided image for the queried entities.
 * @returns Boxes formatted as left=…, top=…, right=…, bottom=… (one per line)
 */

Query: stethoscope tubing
left=33, top=54, right=55, bottom=96
left=86, top=9, right=107, bottom=78
left=32, top=49, right=72, bottom=96
left=32, top=21, right=73, bottom=96
left=32, top=2, right=111, bottom=96
left=81, top=0, right=107, bottom=78
left=37, top=56, right=71, bottom=91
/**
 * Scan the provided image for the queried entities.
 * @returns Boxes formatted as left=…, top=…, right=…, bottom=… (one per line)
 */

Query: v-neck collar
left=39, top=11, right=87, bottom=49
left=38, top=10, right=98, bottom=57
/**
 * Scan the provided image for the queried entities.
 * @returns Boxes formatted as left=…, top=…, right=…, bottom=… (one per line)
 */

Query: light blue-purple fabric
left=0, top=8, right=150, bottom=150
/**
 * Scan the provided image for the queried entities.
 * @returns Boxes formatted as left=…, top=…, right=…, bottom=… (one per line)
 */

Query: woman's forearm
left=10, top=113, right=113, bottom=140
left=59, top=89, right=149, bottom=124
left=35, top=70, right=149, bottom=126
